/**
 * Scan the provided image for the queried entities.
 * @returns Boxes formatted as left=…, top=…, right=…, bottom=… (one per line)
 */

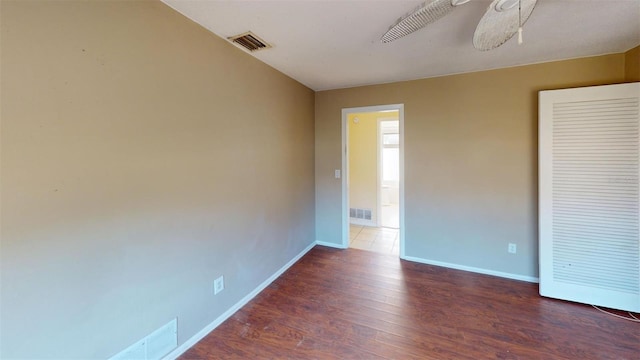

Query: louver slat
left=552, top=98, right=639, bottom=294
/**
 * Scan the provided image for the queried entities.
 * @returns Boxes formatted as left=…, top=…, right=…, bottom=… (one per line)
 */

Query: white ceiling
left=162, top=0, right=640, bottom=91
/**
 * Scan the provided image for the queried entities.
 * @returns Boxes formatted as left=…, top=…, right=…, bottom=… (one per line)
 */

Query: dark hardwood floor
left=181, top=246, right=640, bottom=359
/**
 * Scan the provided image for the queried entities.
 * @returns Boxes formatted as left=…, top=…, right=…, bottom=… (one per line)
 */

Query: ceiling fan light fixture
left=474, top=0, right=537, bottom=50
left=381, top=0, right=456, bottom=43
left=381, top=0, right=536, bottom=50
left=495, top=0, right=520, bottom=12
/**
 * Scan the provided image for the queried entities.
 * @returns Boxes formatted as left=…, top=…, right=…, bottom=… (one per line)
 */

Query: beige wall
left=625, top=45, right=640, bottom=82
left=316, top=53, right=626, bottom=279
left=0, top=0, right=314, bottom=358
left=348, top=112, right=380, bottom=224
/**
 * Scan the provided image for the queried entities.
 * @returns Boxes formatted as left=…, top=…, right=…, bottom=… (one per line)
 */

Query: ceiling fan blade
left=381, top=0, right=458, bottom=43
left=473, top=0, right=538, bottom=51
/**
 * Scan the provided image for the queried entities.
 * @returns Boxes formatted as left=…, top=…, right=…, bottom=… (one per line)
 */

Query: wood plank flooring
left=181, top=246, right=640, bottom=359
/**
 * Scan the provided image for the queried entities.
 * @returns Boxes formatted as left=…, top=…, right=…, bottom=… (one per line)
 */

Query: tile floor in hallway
left=349, top=225, right=399, bottom=255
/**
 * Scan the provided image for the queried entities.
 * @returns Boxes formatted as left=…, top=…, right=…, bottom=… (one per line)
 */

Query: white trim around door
left=341, top=104, right=405, bottom=258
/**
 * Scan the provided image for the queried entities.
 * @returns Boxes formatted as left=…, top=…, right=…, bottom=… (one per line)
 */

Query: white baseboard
left=349, top=218, right=376, bottom=227
left=163, top=241, right=316, bottom=360
left=402, top=255, right=539, bottom=283
left=315, top=240, right=347, bottom=249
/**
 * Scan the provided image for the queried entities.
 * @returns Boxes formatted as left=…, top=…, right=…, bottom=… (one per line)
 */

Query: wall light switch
left=214, top=276, right=224, bottom=295
left=335, top=170, right=341, bottom=179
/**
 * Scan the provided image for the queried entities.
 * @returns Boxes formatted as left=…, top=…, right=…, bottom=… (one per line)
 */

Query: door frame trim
left=341, top=104, right=405, bottom=257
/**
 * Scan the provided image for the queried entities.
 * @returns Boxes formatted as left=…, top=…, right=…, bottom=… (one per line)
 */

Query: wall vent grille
left=350, top=208, right=372, bottom=221
left=110, top=318, right=177, bottom=360
left=228, top=31, right=272, bottom=52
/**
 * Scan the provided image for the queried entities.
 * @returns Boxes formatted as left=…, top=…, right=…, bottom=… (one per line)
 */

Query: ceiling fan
left=381, top=0, right=538, bottom=51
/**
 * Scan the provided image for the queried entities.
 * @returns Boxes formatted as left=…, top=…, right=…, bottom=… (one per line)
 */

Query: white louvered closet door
left=539, top=82, right=640, bottom=312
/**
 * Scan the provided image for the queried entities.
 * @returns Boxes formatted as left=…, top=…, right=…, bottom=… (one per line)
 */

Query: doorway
left=341, top=104, right=404, bottom=257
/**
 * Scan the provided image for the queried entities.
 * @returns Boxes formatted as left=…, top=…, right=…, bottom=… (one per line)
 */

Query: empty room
left=1, top=0, right=639, bottom=359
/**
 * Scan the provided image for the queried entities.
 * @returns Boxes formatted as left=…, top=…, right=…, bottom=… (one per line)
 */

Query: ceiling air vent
left=228, top=31, right=272, bottom=52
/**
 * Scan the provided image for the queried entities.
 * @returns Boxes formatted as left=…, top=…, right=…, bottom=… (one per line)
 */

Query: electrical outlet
left=508, top=243, right=517, bottom=254
left=214, top=276, right=224, bottom=295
